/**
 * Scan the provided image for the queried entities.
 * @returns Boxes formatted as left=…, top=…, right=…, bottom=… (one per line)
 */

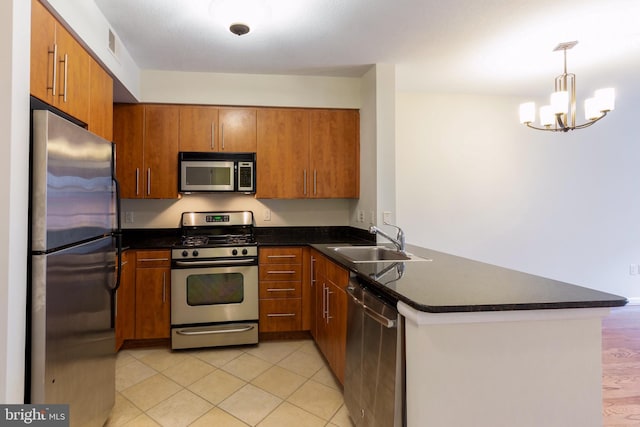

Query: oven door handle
left=175, top=325, right=255, bottom=335
left=173, top=259, right=256, bottom=267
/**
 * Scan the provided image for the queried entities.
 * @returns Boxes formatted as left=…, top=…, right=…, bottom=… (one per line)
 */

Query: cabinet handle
left=59, top=53, right=68, bottom=103
left=138, top=258, right=170, bottom=262
left=303, top=169, right=307, bottom=195
left=267, top=313, right=296, bottom=318
left=310, top=256, right=315, bottom=287
left=120, top=260, right=128, bottom=267
left=267, top=254, right=296, bottom=259
left=266, top=288, right=296, bottom=292
left=326, top=287, right=333, bottom=322
left=162, top=272, right=166, bottom=303
left=221, top=124, right=225, bottom=150
left=147, top=168, right=151, bottom=196
left=135, top=168, right=140, bottom=196
left=47, top=44, right=57, bottom=96
left=313, top=170, right=317, bottom=195
left=322, top=283, right=328, bottom=321
left=211, top=122, right=215, bottom=150
left=267, top=270, right=296, bottom=274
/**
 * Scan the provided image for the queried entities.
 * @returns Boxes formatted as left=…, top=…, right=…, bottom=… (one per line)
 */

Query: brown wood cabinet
left=179, top=106, right=256, bottom=152
left=256, top=108, right=359, bottom=199
left=30, top=0, right=91, bottom=124
left=258, top=247, right=304, bottom=332
left=312, top=250, right=349, bottom=384
left=115, top=250, right=135, bottom=350
left=309, top=109, right=359, bottom=198
left=88, top=58, right=113, bottom=141
left=134, top=250, right=171, bottom=339
left=113, top=104, right=179, bottom=199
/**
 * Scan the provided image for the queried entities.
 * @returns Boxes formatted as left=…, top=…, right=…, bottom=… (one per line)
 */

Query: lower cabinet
left=115, top=250, right=135, bottom=350
left=134, top=250, right=171, bottom=339
left=114, top=249, right=171, bottom=346
left=308, top=249, right=349, bottom=384
left=258, top=247, right=304, bottom=332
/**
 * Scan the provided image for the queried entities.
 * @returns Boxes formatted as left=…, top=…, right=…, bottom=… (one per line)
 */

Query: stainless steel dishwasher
left=344, top=276, right=405, bottom=427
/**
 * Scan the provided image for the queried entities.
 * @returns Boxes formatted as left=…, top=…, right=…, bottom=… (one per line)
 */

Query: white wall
left=0, top=0, right=30, bottom=403
left=396, top=91, right=640, bottom=299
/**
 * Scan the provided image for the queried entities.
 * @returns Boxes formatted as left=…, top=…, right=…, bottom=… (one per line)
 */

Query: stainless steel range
left=171, top=211, right=258, bottom=349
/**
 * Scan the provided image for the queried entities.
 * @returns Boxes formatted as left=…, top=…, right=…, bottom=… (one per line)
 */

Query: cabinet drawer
left=259, top=299, right=302, bottom=332
left=135, top=250, right=171, bottom=268
left=259, top=280, right=301, bottom=299
left=259, top=264, right=302, bottom=281
left=259, top=247, right=303, bottom=264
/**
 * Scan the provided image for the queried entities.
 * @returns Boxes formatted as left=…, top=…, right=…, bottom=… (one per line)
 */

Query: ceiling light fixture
left=519, top=41, right=615, bottom=132
left=229, top=23, right=250, bottom=36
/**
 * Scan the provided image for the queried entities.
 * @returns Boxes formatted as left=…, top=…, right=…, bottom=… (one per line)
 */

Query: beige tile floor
left=106, top=339, right=355, bottom=427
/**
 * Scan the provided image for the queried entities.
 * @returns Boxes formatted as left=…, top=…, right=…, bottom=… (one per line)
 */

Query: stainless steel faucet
left=369, top=223, right=405, bottom=253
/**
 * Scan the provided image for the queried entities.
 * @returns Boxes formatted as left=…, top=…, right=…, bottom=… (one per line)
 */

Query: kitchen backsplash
left=120, top=194, right=359, bottom=228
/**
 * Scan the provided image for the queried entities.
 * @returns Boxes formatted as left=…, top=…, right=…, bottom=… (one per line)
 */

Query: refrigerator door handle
left=112, top=172, right=123, bottom=292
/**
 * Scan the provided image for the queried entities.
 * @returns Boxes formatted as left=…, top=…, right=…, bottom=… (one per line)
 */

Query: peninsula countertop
left=311, top=243, right=627, bottom=313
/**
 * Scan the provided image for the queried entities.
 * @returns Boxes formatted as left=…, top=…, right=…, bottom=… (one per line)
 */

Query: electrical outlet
left=124, top=211, right=134, bottom=223
left=630, top=264, right=638, bottom=275
left=383, top=211, right=392, bottom=224
left=263, top=209, right=271, bottom=221
left=358, top=210, right=365, bottom=222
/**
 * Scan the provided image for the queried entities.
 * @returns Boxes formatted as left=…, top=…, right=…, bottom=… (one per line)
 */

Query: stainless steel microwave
left=179, top=152, right=256, bottom=193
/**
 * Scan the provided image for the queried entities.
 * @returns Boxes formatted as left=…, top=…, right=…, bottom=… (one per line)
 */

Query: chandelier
left=519, top=41, right=615, bottom=132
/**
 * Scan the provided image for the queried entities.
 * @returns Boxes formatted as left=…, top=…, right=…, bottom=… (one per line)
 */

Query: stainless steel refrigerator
left=28, top=108, right=120, bottom=427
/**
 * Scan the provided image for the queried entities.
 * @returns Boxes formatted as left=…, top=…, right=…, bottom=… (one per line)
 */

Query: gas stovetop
left=173, top=211, right=257, bottom=261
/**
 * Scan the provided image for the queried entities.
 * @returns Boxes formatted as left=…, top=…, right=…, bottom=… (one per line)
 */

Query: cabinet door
left=326, top=281, right=347, bottom=384
left=113, top=104, right=144, bottom=198
left=30, top=0, right=56, bottom=105
left=54, top=24, right=91, bottom=123
left=144, top=105, right=179, bottom=198
left=88, top=58, right=113, bottom=141
left=179, top=106, right=219, bottom=152
left=309, top=109, right=359, bottom=198
left=218, top=108, right=257, bottom=152
left=135, top=267, right=170, bottom=339
left=115, top=251, right=135, bottom=350
left=256, top=109, right=309, bottom=198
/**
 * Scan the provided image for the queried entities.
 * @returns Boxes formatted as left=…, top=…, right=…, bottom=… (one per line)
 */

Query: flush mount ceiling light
left=519, top=41, right=615, bottom=132
left=209, top=0, right=269, bottom=36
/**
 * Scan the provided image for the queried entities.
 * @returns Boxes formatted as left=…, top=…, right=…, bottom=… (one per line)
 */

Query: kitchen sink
left=329, top=246, right=430, bottom=263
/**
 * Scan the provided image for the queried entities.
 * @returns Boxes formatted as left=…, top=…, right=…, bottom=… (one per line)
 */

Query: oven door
left=171, top=263, right=258, bottom=325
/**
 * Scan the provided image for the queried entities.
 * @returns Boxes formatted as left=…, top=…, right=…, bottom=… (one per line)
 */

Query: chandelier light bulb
left=540, top=105, right=555, bottom=127
left=550, top=91, right=569, bottom=115
left=519, top=102, right=536, bottom=124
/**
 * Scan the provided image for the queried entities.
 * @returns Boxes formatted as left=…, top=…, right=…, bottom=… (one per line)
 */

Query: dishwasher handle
left=347, top=283, right=397, bottom=329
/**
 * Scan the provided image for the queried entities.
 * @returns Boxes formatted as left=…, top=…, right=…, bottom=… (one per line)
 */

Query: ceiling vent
left=108, top=28, right=116, bottom=56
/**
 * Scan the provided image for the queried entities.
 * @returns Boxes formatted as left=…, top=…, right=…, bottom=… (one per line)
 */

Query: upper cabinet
left=256, top=109, right=310, bottom=198
left=88, top=58, right=113, bottom=141
left=30, top=0, right=113, bottom=139
left=30, top=0, right=91, bottom=124
left=256, top=108, right=359, bottom=199
left=179, top=106, right=256, bottom=153
left=113, top=104, right=179, bottom=199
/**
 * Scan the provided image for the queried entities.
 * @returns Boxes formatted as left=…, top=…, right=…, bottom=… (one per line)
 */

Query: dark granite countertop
left=311, top=243, right=628, bottom=313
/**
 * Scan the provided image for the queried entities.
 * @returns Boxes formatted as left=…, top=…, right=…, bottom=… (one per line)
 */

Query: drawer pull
left=267, top=313, right=296, bottom=318
left=267, top=270, right=296, bottom=274
left=267, top=288, right=296, bottom=292
left=138, top=258, right=170, bottom=262
left=267, top=254, right=296, bottom=258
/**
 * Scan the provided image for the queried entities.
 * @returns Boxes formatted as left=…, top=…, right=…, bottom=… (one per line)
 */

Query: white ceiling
left=95, top=0, right=640, bottom=96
